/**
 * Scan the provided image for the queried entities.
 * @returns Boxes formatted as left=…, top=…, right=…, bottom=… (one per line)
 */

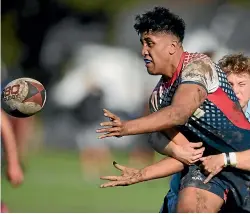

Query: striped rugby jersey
left=149, top=52, right=250, bottom=209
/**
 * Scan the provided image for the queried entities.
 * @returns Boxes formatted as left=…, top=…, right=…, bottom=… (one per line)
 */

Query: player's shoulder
left=183, top=52, right=215, bottom=70
left=182, top=52, right=218, bottom=78
left=181, top=52, right=220, bottom=93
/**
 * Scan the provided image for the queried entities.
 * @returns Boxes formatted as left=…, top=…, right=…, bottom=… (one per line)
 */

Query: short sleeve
left=148, top=132, right=171, bottom=155
left=181, top=59, right=219, bottom=93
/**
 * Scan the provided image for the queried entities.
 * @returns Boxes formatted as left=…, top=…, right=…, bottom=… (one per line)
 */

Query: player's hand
left=96, top=109, right=127, bottom=139
left=172, top=142, right=205, bottom=165
left=100, top=161, right=143, bottom=188
left=7, top=163, right=24, bottom=187
left=199, top=154, right=224, bottom=184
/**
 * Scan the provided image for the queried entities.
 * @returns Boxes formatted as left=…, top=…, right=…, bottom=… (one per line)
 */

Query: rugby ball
left=1, top=78, right=46, bottom=118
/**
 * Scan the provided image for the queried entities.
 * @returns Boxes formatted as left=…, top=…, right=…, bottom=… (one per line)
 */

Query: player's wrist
left=229, top=152, right=237, bottom=167
left=122, top=120, right=140, bottom=136
left=7, top=156, right=20, bottom=167
left=165, top=142, right=175, bottom=157
left=222, top=152, right=237, bottom=167
left=8, top=161, right=21, bottom=171
left=136, top=169, right=147, bottom=182
left=222, top=153, right=228, bottom=167
left=121, top=120, right=129, bottom=136
left=140, top=167, right=154, bottom=182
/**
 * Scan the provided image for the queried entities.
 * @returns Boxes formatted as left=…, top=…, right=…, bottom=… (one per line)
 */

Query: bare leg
left=177, top=187, right=224, bottom=213
left=11, top=116, right=34, bottom=156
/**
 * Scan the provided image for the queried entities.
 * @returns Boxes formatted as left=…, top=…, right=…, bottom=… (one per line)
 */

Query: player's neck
left=242, top=104, right=247, bottom=113
left=162, top=49, right=184, bottom=80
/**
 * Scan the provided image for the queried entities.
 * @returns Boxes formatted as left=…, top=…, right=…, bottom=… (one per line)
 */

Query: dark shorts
left=159, top=195, right=169, bottom=213
left=159, top=190, right=177, bottom=213
left=219, top=190, right=249, bottom=213
left=180, top=165, right=250, bottom=212
left=180, top=165, right=229, bottom=201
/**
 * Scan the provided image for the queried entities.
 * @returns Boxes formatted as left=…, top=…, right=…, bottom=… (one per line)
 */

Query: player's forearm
left=235, top=150, right=250, bottom=171
left=140, top=157, right=184, bottom=182
left=164, top=128, right=190, bottom=156
left=124, top=106, right=188, bottom=135
left=164, top=141, right=176, bottom=157
left=1, top=112, right=19, bottom=166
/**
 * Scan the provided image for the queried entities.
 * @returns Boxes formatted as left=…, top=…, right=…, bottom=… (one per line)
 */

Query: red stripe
left=23, top=93, right=43, bottom=107
left=166, top=52, right=187, bottom=88
left=207, top=88, right=250, bottom=130
left=29, top=81, right=44, bottom=92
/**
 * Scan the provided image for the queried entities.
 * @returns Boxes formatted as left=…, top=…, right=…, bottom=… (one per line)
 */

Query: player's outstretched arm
left=165, top=140, right=204, bottom=165
left=96, top=84, right=207, bottom=138
left=200, top=149, right=250, bottom=184
left=100, top=157, right=184, bottom=188
left=100, top=128, right=205, bottom=188
left=151, top=128, right=205, bottom=165
left=235, top=150, right=250, bottom=171
left=1, top=109, right=24, bottom=187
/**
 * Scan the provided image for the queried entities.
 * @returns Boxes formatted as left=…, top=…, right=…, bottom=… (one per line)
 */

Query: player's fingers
left=199, top=157, right=207, bottom=161
left=103, top=109, right=119, bottom=120
left=100, top=180, right=129, bottom=188
left=100, top=176, right=120, bottom=181
left=100, top=181, right=118, bottom=188
left=190, top=158, right=201, bottom=164
left=191, top=153, right=204, bottom=161
left=113, top=161, right=126, bottom=171
left=193, top=147, right=205, bottom=156
left=10, top=178, right=20, bottom=187
left=214, top=167, right=223, bottom=176
left=204, top=171, right=216, bottom=184
left=190, top=142, right=203, bottom=148
left=96, top=127, right=120, bottom=134
left=99, top=121, right=119, bottom=127
left=98, top=132, right=120, bottom=139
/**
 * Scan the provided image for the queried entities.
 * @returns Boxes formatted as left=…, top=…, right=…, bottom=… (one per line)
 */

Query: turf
left=1, top=150, right=170, bottom=212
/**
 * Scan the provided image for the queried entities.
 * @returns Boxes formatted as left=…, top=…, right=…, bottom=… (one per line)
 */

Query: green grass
left=1, top=150, right=170, bottom=212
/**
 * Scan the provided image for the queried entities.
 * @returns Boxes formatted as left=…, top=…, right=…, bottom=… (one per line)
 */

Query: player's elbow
left=179, top=116, right=189, bottom=125
left=160, top=106, right=189, bottom=128
left=172, top=111, right=189, bottom=126
left=177, top=106, right=193, bottom=125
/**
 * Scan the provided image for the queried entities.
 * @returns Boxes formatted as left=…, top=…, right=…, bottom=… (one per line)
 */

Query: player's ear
left=169, top=40, right=178, bottom=55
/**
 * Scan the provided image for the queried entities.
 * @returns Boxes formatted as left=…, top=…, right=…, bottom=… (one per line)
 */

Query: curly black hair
left=134, top=7, right=186, bottom=43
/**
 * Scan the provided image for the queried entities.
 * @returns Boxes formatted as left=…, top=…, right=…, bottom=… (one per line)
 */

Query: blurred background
left=1, top=0, right=250, bottom=212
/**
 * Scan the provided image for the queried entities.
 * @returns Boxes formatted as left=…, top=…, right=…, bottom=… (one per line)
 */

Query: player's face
left=227, top=73, right=250, bottom=111
left=140, top=32, right=173, bottom=75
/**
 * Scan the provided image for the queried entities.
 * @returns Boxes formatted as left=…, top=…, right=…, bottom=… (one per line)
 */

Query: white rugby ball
left=1, top=78, right=46, bottom=118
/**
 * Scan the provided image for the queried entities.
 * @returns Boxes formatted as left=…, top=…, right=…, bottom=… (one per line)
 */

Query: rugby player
left=159, top=53, right=250, bottom=213
left=219, top=53, right=250, bottom=119
left=96, top=7, right=250, bottom=212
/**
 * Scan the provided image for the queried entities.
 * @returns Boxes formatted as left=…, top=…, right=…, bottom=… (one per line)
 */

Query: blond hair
left=218, top=53, right=250, bottom=75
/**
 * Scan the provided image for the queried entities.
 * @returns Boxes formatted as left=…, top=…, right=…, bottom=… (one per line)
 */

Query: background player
left=219, top=53, right=250, bottom=118
left=1, top=109, right=24, bottom=212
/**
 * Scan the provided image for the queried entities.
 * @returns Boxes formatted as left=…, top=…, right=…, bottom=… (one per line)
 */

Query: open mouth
left=144, top=59, right=152, bottom=64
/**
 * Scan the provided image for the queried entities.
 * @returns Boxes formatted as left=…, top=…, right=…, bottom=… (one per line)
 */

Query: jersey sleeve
left=180, top=58, right=219, bottom=93
left=148, top=132, right=171, bottom=155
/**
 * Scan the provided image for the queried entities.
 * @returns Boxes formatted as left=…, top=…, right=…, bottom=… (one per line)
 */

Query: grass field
left=1, top=150, right=170, bottom=213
